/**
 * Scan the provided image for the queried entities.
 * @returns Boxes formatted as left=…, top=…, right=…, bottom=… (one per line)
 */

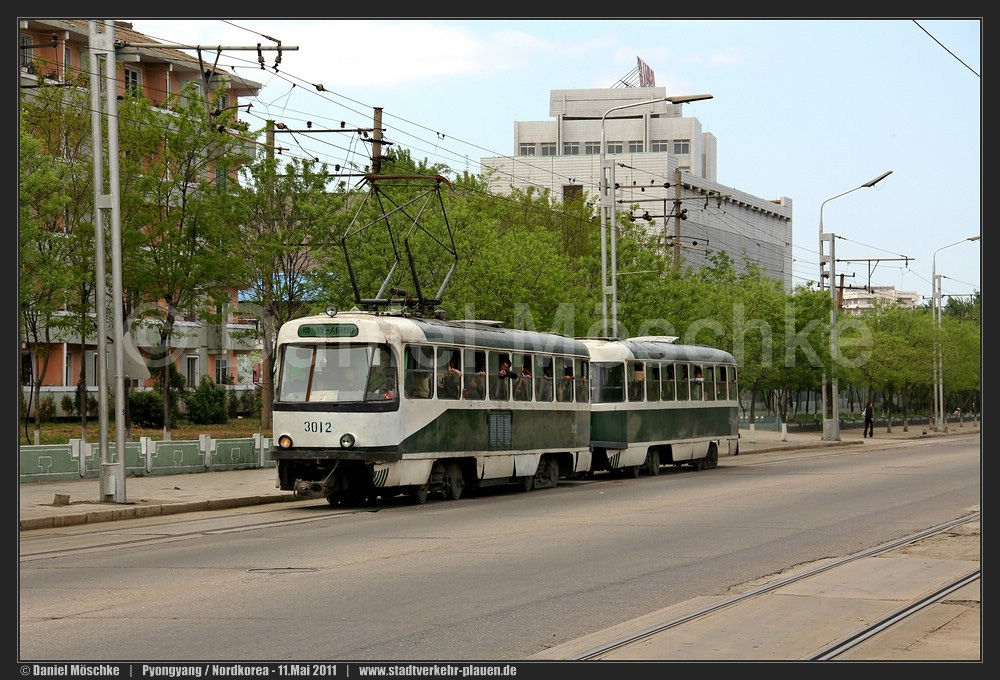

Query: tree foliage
left=19, top=85, right=981, bottom=439
left=116, top=84, right=253, bottom=438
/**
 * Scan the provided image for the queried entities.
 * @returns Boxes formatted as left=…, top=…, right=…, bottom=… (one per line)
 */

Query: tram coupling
left=293, top=480, right=329, bottom=500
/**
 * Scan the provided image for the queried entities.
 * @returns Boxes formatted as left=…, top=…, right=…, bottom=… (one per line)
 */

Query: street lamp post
left=818, top=170, right=892, bottom=441
left=932, top=235, right=980, bottom=432
left=600, top=94, right=712, bottom=337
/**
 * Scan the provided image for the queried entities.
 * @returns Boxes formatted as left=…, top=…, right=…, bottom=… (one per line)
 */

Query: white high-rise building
left=480, top=75, right=794, bottom=291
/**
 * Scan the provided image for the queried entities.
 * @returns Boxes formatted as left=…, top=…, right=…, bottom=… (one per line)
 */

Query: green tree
left=116, top=84, right=252, bottom=440
left=18, top=102, right=74, bottom=445
left=237, top=151, right=345, bottom=428
left=762, top=287, right=829, bottom=435
left=941, top=314, right=981, bottom=416
left=856, top=301, right=934, bottom=432
left=22, top=81, right=99, bottom=441
left=943, top=291, right=980, bottom=324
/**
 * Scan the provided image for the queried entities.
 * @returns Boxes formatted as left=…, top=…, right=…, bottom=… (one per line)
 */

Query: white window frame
left=186, top=355, right=200, bottom=389
left=124, top=66, right=141, bottom=97
left=628, top=140, right=644, bottom=153
left=562, top=142, right=580, bottom=155
left=20, top=34, right=32, bottom=69
left=86, top=350, right=99, bottom=387
left=673, top=139, right=690, bottom=155
left=519, top=143, right=536, bottom=156
left=215, top=357, right=229, bottom=385
left=540, top=142, right=557, bottom=156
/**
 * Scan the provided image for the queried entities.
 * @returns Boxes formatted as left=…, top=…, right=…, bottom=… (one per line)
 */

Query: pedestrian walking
left=863, top=401, right=875, bottom=438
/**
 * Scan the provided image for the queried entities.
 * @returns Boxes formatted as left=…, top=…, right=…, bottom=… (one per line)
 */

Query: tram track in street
left=559, top=512, right=981, bottom=661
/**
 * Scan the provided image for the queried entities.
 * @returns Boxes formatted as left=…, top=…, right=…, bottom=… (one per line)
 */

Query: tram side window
left=436, top=347, right=463, bottom=400
left=534, top=355, right=554, bottom=402
left=703, top=365, right=716, bottom=401
left=404, top=345, right=434, bottom=399
left=593, top=362, right=624, bottom=403
left=728, top=365, right=739, bottom=401
left=513, top=352, right=533, bottom=401
left=557, top=358, right=575, bottom=402
left=628, top=362, right=645, bottom=401
left=575, top=359, right=590, bottom=403
left=647, top=363, right=661, bottom=402
left=464, top=349, right=486, bottom=400
left=366, top=345, right=397, bottom=401
left=490, top=352, right=513, bottom=401
left=662, top=363, right=676, bottom=401
left=676, top=364, right=690, bottom=401
left=691, top=365, right=704, bottom=401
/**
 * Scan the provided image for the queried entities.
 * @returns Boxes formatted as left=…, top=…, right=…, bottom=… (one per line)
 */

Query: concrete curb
left=19, top=493, right=301, bottom=532
left=19, top=429, right=977, bottom=532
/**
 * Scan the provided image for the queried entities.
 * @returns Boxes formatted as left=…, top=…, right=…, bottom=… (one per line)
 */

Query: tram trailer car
left=271, top=311, right=593, bottom=505
left=581, top=336, right=740, bottom=477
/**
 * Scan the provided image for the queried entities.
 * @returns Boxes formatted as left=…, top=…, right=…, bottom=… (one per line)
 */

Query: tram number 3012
left=303, top=421, right=333, bottom=433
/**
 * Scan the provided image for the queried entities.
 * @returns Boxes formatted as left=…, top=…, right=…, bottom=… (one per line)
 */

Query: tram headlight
left=339, top=433, right=356, bottom=449
left=278, top=434, right=293, bottom=449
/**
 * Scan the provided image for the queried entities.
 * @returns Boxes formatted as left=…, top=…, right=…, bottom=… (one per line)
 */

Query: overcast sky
left=126, top=18, right=981, bottom=301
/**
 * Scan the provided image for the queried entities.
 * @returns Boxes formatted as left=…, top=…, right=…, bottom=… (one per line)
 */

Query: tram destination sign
left=297, top=323, right=359, bottom=338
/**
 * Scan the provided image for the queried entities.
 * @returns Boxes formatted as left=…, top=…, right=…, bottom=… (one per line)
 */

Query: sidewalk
left=18, top=423, right=980, bottom=532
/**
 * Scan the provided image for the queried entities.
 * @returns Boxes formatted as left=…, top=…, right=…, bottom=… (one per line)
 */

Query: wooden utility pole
left=372, top=107, right=384, bottom=174
left=259, top=120, right=276, bottom=430
left=673, top=168, right=683, bottom=271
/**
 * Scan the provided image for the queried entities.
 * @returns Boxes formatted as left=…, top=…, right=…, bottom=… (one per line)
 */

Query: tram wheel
left=520, top=475, right=534, bottom=492
left=705, top=444, right=719, bottom=470
left=325, top=492, right=342, bottom=506
left=544, top=459, right=559, bottom=488
left=626, top=464, right=641, bottom=478
left=692, top=457, right=706, bottom=471
left=412, top=484, right=429, bottom=504
left=644, top=451, right=660, bottom=476
left=445, top=464, right=463, bottom=500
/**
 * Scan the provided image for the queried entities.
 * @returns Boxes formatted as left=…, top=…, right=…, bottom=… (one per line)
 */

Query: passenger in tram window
left=404, top=346, right=433, bottom=399
left=366, top=347, right=397, bottom=400
left=557, top=365, right=575, bottom=402
left=437, top=352, right=462, bottom=400
left=537, top=364, right=553, bottom=402
left=513, top=354, right=533, bottom=401
left=464, top=351, right=487, bottom=400
left=405, top=373, right=431, bottom=399
left=691, top=366, right=703, bottom=400
left=628, top=364, right=645, bottom=401
left=498, top=357, right=517, bottom=380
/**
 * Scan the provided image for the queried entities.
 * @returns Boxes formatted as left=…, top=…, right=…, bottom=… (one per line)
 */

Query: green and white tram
left=270, top=309, right=592, bottom=505
left=581, top=336, right=740, bottom=476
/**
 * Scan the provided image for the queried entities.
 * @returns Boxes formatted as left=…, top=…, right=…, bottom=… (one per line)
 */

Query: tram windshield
left=277, top=343, right=397, bottom=403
